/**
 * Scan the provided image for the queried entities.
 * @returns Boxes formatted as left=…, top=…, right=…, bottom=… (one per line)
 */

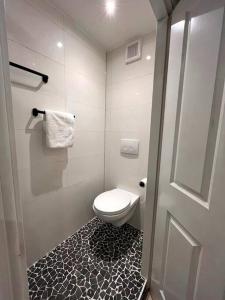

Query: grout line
left=8, top=38, right=65, bottom=67
left=28, top=217, right=145, bottom=297
left=103, top=51, right=108, bottom=192
left=107, top=72, right=155, bottom=87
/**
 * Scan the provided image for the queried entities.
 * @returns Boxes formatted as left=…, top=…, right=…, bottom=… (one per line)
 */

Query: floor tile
left=28, top=217, right=145, bottom=299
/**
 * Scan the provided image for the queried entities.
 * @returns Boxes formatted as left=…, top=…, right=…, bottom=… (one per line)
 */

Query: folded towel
left=44, top=110, right=75, bottom=148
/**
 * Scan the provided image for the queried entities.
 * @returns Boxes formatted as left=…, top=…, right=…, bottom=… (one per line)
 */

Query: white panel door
left=151, top=0, right=225, bottom=299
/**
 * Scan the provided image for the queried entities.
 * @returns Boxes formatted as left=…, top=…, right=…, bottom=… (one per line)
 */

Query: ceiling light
left=172, top=20, right=185, bottom=32
left=57, top=41, right=63, bottom=48
left=146, top=55, right=151, bottom=60
left=105, top=0, right=116, bottom=16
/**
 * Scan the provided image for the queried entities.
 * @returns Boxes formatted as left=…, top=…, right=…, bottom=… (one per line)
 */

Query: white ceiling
left=52, top=0, right=156, bottom=51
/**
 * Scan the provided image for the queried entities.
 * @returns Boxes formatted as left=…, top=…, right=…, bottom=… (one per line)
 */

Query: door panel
left=162, top=215, right=200, bottom=300
left=173, top=8, right=224, bottom=196
left=151, top=1, right=225, bottom=299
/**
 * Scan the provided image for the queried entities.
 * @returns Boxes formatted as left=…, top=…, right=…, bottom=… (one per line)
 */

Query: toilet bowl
left=93, top=188, right=139, bottom=227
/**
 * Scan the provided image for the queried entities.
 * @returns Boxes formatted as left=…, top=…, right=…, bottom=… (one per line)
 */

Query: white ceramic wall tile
left=19, top=159, right=67, bottom=199
left=68, top=131, right=104, bottom=159
left=8, top=40, right=65, bottom=98
left=107, top=74, right=153, bottom=109
left=105, top=33, right=155, bottom=229
left=5, top=0, right=64, bottom=64
left=22, top=188, right=66, bottom=265
left=63, top=154, right=104, bottom=188
left=18, top=147, right=104, bottom=265
left=8, top=39, right=66, bottom=131
left=18, top=153, right=104, bottom=204
left=11, top=86, right=66, bottom=131
left=58, top=181, right=101, bottom=236
left=109, top=103, right=152, bottom=132
left=61, top=10, right=105, bottom=56
left=15, top=130, right=68, bottom=170
left=67, top=102, right=105, bottom=132
left=64, top=29, right=106, bottom=84
left=23, top=180, right=99, bottom=265
left=15, top=129, right=104, bottom=171
left=107, top=34, right=155, bottom=85
left=65, top=70, right=105, bottom=109
left=6, top=0, right=106, bottom=265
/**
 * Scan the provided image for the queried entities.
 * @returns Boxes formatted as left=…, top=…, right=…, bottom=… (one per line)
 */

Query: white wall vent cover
left=125, top=39, right=142, bottom=64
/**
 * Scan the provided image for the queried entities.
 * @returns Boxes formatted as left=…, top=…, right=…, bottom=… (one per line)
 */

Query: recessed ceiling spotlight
left=172, top=20, right=185, bottom=32
left=146, top=55, right=151, bottom=60
left=57, top=41, right=63, bottom=48
left=105, top=0, right=116, bottom=16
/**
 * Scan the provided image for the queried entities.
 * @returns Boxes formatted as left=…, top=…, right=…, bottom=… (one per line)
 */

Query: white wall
left=5, top=0, right=155, bottom=265
left=5, top=0, right=106, bottom=266
left=105, top=34, right=155, bottom=229
left=0, top=1, right=28, bottom=296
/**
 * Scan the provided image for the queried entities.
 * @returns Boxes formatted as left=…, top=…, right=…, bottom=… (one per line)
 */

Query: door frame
left=0, top=0, right=29, bottom=299
left=141, top=0, right=177, bottom=288
left=143, top=1, right=225, bottom=298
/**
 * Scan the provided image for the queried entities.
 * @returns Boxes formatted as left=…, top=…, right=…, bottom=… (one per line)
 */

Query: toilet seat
left=93, top=188, right=140, bottom=226
left=93, top=189, right=131, bottom=216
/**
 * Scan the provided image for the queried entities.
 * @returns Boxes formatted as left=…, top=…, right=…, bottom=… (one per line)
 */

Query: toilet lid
left=94, top=189, right=131, bottom=216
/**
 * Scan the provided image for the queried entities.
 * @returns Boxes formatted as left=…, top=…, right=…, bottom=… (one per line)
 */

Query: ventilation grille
left=125, top=39, right=142, bottom=64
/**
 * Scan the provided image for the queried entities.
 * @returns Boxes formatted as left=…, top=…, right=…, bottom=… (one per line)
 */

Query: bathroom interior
left=3, top=0, right=156, bottom=299
left=1, top=0, right=225, bottom=299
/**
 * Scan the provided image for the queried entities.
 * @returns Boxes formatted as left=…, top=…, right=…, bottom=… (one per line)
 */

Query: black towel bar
left=9, top=61, right=49, bottom=83
left=32, top=108, right=75, bottom=118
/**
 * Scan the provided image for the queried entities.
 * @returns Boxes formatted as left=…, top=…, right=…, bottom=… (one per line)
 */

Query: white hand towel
left=44, top=110, right=75, bottom=148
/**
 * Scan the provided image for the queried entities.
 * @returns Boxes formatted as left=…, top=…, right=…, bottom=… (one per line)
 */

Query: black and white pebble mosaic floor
left=28, top=217, right=145, bottom=300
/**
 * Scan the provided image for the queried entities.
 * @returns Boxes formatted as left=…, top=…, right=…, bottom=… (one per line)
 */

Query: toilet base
left=93, top=203, right=138, bottom=227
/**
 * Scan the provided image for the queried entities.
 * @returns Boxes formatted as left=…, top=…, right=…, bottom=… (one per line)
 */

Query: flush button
left=120, top=139, right=139, bottom=155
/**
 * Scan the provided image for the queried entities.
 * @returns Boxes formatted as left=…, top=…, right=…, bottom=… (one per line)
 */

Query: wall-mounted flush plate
left=120, top=139, right=139, bottom=155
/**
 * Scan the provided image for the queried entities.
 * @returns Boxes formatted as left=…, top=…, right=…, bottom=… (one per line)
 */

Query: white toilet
left=93, top=188, right=139, bottom=227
